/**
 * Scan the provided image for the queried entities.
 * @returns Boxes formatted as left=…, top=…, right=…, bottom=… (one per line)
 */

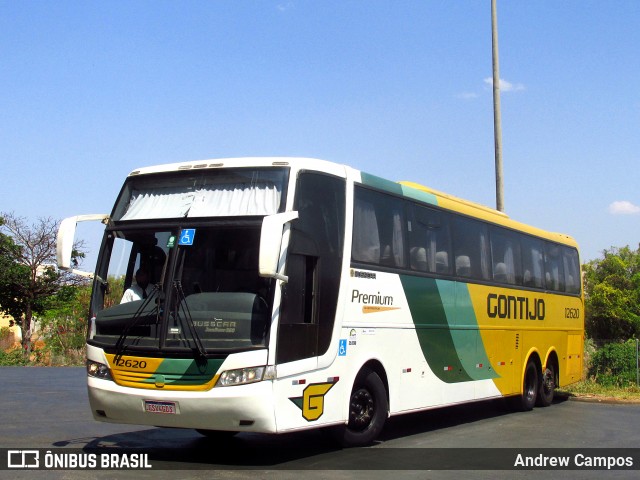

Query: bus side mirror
left=57, top=214, right=110, bottom=278
left=259, top=211, right=299, bottom=283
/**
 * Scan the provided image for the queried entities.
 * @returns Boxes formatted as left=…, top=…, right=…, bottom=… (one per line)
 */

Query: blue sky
left=1, top=1, right=639, bottom=268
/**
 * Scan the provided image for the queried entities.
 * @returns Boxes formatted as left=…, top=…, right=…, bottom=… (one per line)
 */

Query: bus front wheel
left=337, top=368, right=388, bottom=447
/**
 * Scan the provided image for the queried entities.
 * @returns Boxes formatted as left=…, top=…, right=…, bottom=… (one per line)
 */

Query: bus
left=57, top=157, right=584, bottom=447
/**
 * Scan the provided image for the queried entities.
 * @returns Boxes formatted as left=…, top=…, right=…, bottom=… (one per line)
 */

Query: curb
left=556, top=392, right=640, bottom=405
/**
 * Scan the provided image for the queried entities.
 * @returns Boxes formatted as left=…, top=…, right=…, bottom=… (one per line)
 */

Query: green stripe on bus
left=399, top=184, right=439, bottom=206
left=400, top=275, right=472, bottom=383
left=400, top=275, right=497, bottom=383
left=360, top=172, right=404, bottom=195
left=361, top=172, right=439, bottom=206
left=139, top=357, right=225, bottom=386
left=444, top=282, right=497, bottom=381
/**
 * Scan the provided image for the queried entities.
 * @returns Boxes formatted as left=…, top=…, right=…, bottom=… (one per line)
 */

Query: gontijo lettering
left=487, top=293, right=545, bottom=320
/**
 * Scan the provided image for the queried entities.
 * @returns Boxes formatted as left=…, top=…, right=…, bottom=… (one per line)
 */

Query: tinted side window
left=521, top=236, right=545, bottom=288
left=352, top=187, right=405, bottom=268
left=451, top=217, right=490, bottom=280
left=408, top=204, right=452, bottom=275
left=544, top=242, right=565, bottom=292
left=563, top=247, right=581, bottom=294
left=490, top=227, right=522, bottom=285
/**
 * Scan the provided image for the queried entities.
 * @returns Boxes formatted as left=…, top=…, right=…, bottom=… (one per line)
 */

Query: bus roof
left=398, top=180, right=578, bottom=248
left=125, top=156, right=578, bottom=249
left=127, top=157, right=348, bottom=178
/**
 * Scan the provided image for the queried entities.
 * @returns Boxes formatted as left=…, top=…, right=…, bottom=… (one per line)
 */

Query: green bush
left=0, top=348, right=29, bottom=366
left=588, top=339, right=638, bottom=387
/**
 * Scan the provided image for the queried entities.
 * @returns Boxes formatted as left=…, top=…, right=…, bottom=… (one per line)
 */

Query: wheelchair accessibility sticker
left=338, top=339, right=347, bottom=356
left=179, top=229, right=196, bottom=246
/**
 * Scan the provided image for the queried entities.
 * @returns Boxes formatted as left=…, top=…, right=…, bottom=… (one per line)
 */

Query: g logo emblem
left=290, top=381, right=338, bottom=421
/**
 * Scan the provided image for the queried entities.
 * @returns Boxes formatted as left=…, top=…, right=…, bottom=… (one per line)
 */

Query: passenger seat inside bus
left=493, top=262, right=508, bottom=283
left=435, top=251, right=449, bottom=274
left=455, top=255, right=471, bottom=277
left=410, top=247, right=428, bottom=272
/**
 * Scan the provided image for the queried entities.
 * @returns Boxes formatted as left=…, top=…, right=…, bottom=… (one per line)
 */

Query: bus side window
left=353, top=198, right=381, bottom=263
left=451, top=217, right=490, bottom=281
left=544, top=242, right=565, bottom=292
left=408, top=205, right=452, bottom=275
left=521, top=237, right=545, bottom=288
left=352, top=187, right=405, bottom=268
left=563, top=247, right=581, bottom=294
left=490, top=227, right=522, bottom=285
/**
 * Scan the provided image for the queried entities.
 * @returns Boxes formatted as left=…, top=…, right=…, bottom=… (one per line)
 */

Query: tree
left=583, top=245, right=640, bottom=340
left=39, top=284, right=92, bottom=364
left=0, top=212, right=86, bottom=358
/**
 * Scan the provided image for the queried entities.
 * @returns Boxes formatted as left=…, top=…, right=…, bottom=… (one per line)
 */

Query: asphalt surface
left=1, top=367, right=639, bottom=479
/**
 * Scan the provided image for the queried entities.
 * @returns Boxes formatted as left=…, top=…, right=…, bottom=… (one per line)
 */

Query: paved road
left=1, top=367, right=638, bottom=479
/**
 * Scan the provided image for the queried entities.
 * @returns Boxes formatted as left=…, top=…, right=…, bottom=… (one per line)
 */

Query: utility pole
left=491, top=0, right=504, bottom=212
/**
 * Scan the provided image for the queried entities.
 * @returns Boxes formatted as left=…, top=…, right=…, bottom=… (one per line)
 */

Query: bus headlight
left=216, top=366, right=268, bottom=387
left=87, top=360, right=113, bottom=380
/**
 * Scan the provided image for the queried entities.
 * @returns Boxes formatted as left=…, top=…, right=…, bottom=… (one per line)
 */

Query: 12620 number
left=115, top=358, right=148, bottom=369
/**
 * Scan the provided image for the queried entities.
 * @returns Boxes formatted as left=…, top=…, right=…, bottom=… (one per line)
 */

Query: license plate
left=144, top=400, right=178, bottom=414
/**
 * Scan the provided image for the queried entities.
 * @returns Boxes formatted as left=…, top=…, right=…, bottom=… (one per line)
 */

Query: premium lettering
left=351, top=289, right=393, bottom=306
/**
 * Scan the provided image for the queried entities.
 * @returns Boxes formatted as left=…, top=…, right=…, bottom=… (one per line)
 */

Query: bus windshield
left=87, top=167, right=289, bottom=355
left=90, top=224, right=273, bottom=355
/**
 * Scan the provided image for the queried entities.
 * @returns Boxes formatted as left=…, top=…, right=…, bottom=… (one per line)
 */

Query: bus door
left=273, top=172, right=346, bottom=430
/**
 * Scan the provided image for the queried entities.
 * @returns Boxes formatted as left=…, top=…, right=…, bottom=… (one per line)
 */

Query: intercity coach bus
left=57, top=157, right=584, bottom=447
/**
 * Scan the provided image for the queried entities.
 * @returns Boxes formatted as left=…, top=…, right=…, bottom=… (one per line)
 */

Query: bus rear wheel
left=536, top=363, right=556, bottom=407
left=337, top=368, right=388, bottom=447
left=516, top=359, right=539, bottom=411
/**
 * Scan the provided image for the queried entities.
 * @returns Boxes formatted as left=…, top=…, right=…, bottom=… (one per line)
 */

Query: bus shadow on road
left=75, top=428, right=346, bottom=469
left=58, top=396, right=569, bottom=469
left=380, top=397, right=544, bottom=442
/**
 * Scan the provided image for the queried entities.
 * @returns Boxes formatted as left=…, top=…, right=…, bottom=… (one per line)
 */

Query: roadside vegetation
left=562, top=246, right=640, bottom=401
left=559, top=340, right=640, bottom=400
left=559, top=381, right=640, bottom=401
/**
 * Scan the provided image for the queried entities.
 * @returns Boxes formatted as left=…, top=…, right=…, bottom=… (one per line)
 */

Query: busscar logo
left=289, top=380, right=338, bottom=421
left=8, top=450, right=39, bottom=468
left=350, top=269, right=376, bottom=280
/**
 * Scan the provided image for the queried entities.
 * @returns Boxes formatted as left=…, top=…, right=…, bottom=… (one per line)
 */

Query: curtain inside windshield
left=113, top=168, right=287, bottom=221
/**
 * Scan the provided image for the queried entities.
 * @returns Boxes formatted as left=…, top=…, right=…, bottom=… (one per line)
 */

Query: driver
left=121, top=268, right=155, bottom=303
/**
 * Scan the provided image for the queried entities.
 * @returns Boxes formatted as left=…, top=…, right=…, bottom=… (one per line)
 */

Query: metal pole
left=491, top=0, right=505, bottom=212
left=636, top=338, right=639, bottom=386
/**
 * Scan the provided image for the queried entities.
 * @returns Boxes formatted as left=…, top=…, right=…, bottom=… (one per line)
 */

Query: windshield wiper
left=173, top=280, right=207, bottom=360
left=113, top=284, right=160, bottom=364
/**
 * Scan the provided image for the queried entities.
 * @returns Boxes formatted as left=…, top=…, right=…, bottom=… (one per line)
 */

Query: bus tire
left=337, top=368, right=388, bottom=447
left=536, top=363, right=556, bottom=407
left=519, top=359, right=539, bottom=411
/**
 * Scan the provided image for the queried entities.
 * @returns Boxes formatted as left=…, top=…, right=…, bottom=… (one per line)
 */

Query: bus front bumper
left=87, top=376, right=277, bottom=433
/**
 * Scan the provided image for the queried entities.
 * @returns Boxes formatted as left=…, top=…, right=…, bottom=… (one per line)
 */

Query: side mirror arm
left=57, top=214, right=110, bottom=278
left=258, top=211, right=299, bottom=283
